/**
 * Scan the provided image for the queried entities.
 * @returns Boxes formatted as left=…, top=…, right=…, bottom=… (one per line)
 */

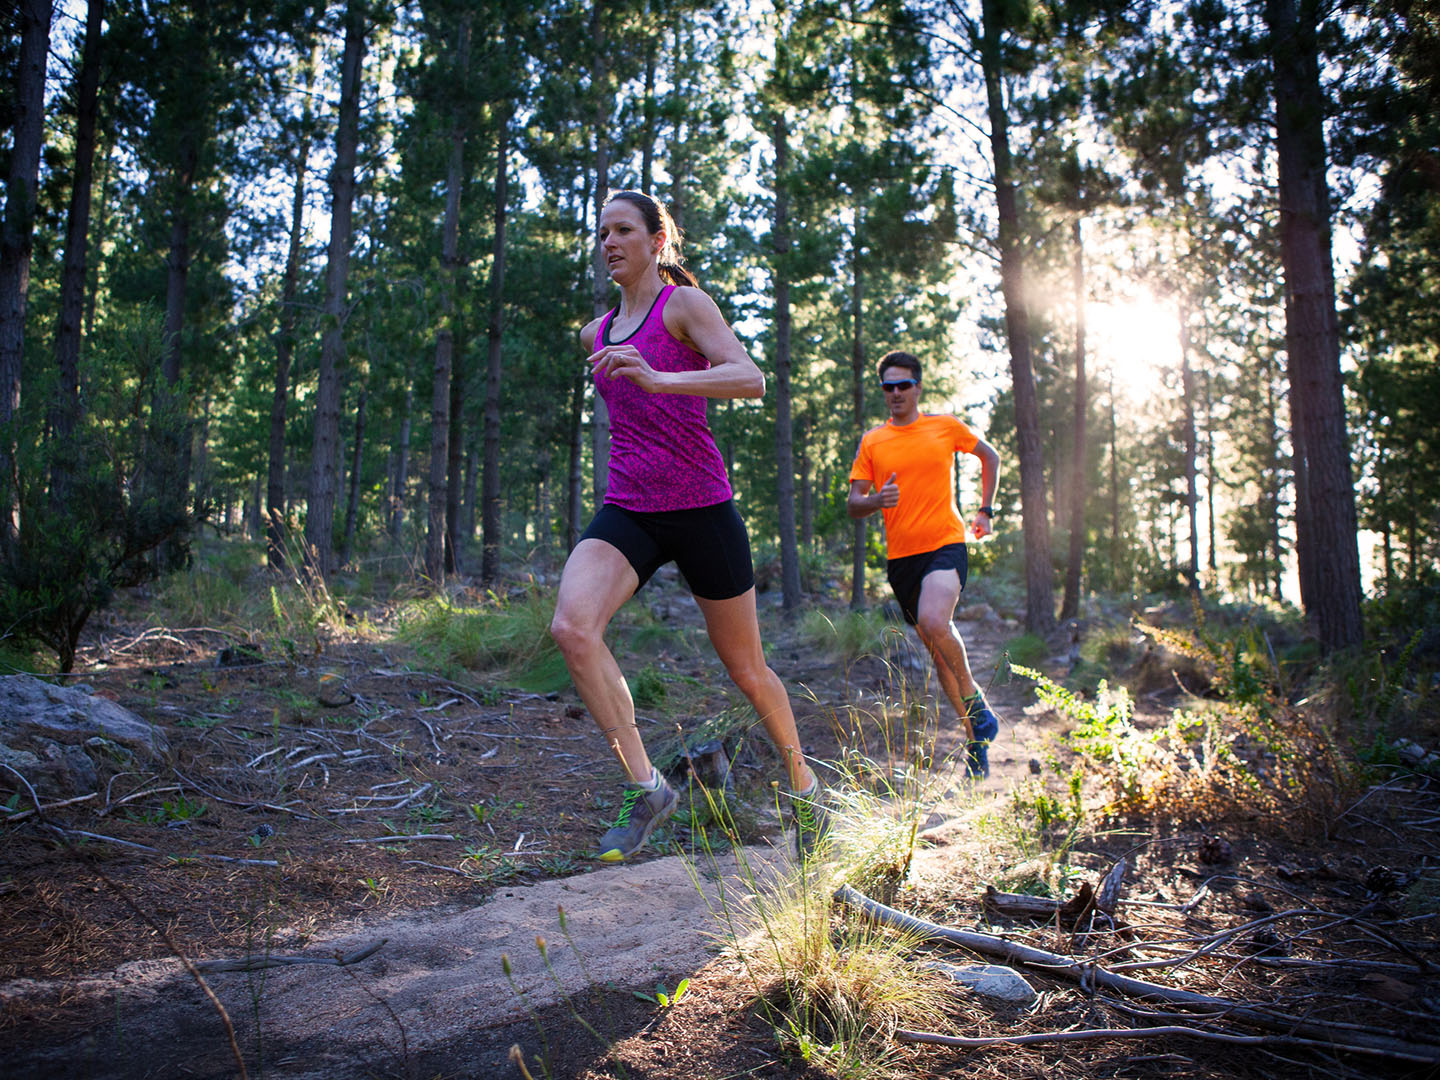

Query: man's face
left=880, top=365, right=920, bottom=420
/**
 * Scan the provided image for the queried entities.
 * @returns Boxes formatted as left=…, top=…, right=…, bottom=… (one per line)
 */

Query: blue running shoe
left=964, top=693, right=1000, bottom=779
left=596, top=774, right=678, bottom=862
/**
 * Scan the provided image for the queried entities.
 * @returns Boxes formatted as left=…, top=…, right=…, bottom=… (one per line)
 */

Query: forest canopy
left=3, top=0, right=1437, bottom=670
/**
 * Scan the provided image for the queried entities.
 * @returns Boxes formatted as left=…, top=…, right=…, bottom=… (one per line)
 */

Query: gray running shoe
left=788, top=782, right=832, bottom=862
left=596, top=775, right=679, bottom=863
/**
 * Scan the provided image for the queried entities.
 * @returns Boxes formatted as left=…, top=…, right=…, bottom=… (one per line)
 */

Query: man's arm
left=968, top=438, right=1000, bottom=539
left=848, top=474, right=898, bottom=519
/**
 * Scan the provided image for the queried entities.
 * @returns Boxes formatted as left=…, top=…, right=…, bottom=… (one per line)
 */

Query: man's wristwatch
left=978, top=506, right=994, bottom=518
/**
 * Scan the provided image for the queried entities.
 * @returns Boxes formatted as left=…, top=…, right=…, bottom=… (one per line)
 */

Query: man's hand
left=971, top=510, right=993, bottom=540
left=878, top=472, right=900, bottom=508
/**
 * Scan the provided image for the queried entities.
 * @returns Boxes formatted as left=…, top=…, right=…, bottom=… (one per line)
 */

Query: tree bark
left=589, top=0, right=611, bottom=504
left=445, top=321, right=465, bottom=575
left=1060, top=217, right=1087, bottom=621
left=425, top=16, right=471, bottom=587
left=0, top=0, right=53, bottom=554
left=566, top=375, right=585, bottom=550
left=481, top=107, right=511, bottom=583
left=339, top=388, right=367, bottom=567
left=390, top=361, right=414, bottom=540
left=1268, top=0, right=1364, bottom=650
left=771, top=112, right=803, bottom=612
left=1179, top=291, right=1200, bottom=595
left=305, top=1, right=366, bottom=579
left=849, top=225, right=867, bottom=611
left=49, top=0, right=104, bottom=509
left=980, top=0, right=1054, bottom=634
left=268, top=47, right=317, bottom=570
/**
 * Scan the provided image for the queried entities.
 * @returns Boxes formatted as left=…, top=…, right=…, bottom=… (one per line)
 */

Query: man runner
left=847, top=350, right=1003, bottom=777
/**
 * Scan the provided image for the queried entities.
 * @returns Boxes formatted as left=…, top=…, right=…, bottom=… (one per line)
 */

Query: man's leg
left=912, top=568, right=977, bottom=733
left=911, top=568, right=999, bottom=776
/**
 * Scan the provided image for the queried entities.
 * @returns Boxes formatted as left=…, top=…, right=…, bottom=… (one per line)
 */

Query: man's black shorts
left=581, top=499, right=755, bottom=601
left=885, top=543, right=969, bottom=626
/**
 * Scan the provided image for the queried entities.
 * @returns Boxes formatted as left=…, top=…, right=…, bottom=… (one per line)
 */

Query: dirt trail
left=5, top=843, right=798, bottom=1079
left=2, top=606, right=1055, bottom=1079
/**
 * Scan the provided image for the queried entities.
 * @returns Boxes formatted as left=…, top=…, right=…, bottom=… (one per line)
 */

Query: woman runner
left=549, top=190, right=828, bottom=862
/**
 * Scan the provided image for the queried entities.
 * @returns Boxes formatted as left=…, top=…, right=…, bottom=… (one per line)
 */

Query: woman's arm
left=587, top=286, right=765, bottom=399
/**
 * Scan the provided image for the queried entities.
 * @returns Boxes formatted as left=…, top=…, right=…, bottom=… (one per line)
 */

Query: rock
left=921, top=960, right=1038, bottom=1005
left=1198, top=835, right=1233, bottom=865
left=317, top=671, right=355, bottom=708
left=955, top=603, right=995, bottom=623
left=0, top=675, right=167, bottom=797
left=0, top=676, right=167, bottom=755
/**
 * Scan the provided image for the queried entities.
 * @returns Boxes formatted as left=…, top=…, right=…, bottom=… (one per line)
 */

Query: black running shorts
left=581, top=499, right=755, bottom=601
left=885, top=543, right=968, bottom=626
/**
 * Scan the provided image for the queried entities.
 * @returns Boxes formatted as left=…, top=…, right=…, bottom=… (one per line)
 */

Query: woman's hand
left=589, top=342, right=664, bottom=393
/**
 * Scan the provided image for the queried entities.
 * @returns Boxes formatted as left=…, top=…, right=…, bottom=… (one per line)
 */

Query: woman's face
left=599, top=201, right=661, bottom=283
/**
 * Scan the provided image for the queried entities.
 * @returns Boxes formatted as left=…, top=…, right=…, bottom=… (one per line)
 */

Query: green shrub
left=0, top=309, right=189, bottom=671
left=798, top=607, right=892, bottom=662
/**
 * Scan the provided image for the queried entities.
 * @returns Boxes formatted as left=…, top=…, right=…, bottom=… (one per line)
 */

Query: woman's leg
left=693, top=587, right=816, bottom=793
left=548, top=538, right=652, bottom=783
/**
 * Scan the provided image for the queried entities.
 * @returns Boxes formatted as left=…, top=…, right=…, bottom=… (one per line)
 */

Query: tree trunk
left=589, top=0, right=611, bottom=504
left=1179, top=291, right=1200, bottom=595
left=1268, top=0, right=1363, bottom=651
left=340, top=388, right=367, bottom=567
left=981, top=0, right=1054, bottom=634
left=1109, top=368, right=1121, bottom=592
left=0, top=0, right=53, bottom=554
left=849, top=226, right=867, bottom=610
left=481, top=107, right=511, bottom=583
left=445, top=322, right=465, bottom=576
left=49, top=0, right=103, bottom=509
left=1204, top=362, right=1217, bottom=582
left=640, top=29, right=656, bottom=196
left=426, top=18, right=470, bottom=586
left=1060, top=217, right=1087, bottom=621
left=305, top=1, right=366, bottom=579
left=390, top=362, right=414, bottom=540
left=799, top=418, right=814, bottom=550
left=268, top=47, right=317, bottom=570
left=771, top=112, right=803, bottom=612
left=567, top=375, right=585, bottom=550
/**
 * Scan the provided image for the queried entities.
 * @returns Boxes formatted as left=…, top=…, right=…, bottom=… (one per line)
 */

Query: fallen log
left=983, top=881, right=1096, bottom=925
left=835, top=884, right=1440, bottom=1066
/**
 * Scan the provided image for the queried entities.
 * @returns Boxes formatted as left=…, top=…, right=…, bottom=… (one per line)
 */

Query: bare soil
left=1, top=569, right=1436, bottom=1080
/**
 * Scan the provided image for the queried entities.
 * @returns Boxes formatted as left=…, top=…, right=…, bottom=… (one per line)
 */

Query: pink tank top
left=596, top=285, right=733, bottom=512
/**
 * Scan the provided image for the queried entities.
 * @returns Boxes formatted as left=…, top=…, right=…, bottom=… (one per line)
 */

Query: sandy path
left=3, top=843, right=793, bottom=1079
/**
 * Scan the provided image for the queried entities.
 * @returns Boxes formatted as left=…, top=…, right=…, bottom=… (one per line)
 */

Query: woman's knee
left=549, top=608, right=598, bottom=657
left=726, top=659, right=777, bottom=701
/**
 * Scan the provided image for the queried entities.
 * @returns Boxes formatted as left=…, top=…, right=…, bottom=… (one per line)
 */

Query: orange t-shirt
left=850, top=413, right=980, bottom=559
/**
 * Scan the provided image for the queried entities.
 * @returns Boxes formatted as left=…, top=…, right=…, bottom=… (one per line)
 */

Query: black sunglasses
left=880, top=378, right=918, bottom=393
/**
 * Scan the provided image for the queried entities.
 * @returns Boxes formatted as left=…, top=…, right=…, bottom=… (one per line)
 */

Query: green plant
left=408, top=802, right=452, bottom=824
left=1002, top=632, right=1049, bottom=668
left=798, top=607, right=892, bottom=662
left=397, top=586, right=559, bottom=679
left=679, top=687, right=962, bottom=1079
left=135, top=795, right=207, bottom=825
left=632, top=978, right=690, bottom=1007
left=0, top=308, right=190, bottom=672
left=631, top=664, right=668, bottom=708
left=358, top=876, right=388, bottom=903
